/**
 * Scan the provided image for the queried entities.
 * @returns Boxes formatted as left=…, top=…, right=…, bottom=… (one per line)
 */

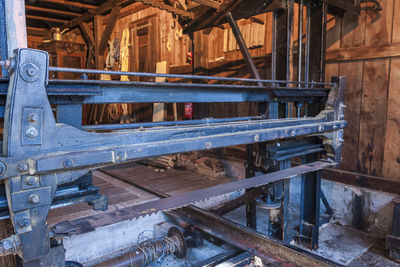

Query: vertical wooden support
left=153, top=61, right=169, bottom=122
left=94, top=15, right=104, bottom=70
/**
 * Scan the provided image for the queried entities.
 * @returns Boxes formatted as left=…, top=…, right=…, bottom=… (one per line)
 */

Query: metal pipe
left=226, top=12, right=263, bottom=87
left=48, top=79, right=332, bottom=91
left=83, top=116, right=264, bottom=131
left=304, top=2, right=311, bottom=85
left=4, top=0, right=27, bottom=58
left=48, top=66, right=335, bottom=86
left=298, top=0, right=304, bottom=86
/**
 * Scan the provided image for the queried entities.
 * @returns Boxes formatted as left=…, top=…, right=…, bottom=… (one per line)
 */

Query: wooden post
left=153, top=61, right=169, bottom=122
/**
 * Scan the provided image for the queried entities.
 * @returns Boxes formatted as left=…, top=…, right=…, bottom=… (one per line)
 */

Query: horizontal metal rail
left=83, top=116, right=265, bottom=131
left=0, top=118, right=346, bottom=180
left=47, top=66, right=335, bottom=87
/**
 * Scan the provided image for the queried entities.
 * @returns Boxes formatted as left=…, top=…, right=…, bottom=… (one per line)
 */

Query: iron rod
left=47, top=66, right=334, bottom=86
left=83, top=116, right=264, bottom=131
left=304, top=2, right=311, bottom=85
left=298, top=0, right=304, bottom=87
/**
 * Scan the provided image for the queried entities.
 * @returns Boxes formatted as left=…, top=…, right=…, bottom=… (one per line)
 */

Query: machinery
left=0, top=0, right=359, bottom=266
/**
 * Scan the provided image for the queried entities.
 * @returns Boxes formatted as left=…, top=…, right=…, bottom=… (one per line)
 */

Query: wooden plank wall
left=325, top=0, right=400, bottom=181
left=108, top=1, right=399, bottom=180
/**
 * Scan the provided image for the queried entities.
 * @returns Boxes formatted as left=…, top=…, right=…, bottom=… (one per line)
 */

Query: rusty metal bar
left=226, top=12, right=263, bottom=87
left=167, top=206, right=333, bottom=267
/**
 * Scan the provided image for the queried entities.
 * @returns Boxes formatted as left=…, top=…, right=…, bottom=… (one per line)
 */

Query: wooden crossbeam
left=26, top=14, right=67, bottom=24
left=26, top=5, right=81, bottom=17
left=98, top=6, right=121, bottom=55
left=37, top=0, right=97, bottom=9
left=79, top=22, right=95, bottom=48
left=138, top=0, right=194, bottom=18
left=62, top=0, right=132, bottom=30
left=191, top=0, right=221, bottom=9
left=27, top=27, right=51, bottom=38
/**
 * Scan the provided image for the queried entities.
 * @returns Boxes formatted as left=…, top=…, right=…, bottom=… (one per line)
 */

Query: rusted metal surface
left=52, top=161, right=335, bottom=235
left=167, top=206, right=334, bottom=267
left=95, top=227, right=186, bottom=267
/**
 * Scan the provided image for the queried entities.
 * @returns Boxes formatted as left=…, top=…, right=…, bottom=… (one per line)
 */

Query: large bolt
left=25, top=127, right=39, bottom=138
left=17, top=218, right=31, bottom=228
left=28, top=194, right=39, bottom=204
left=63, top=160, right=73, bottom=168
left=205, top=142, right=212, bottom=149
left=17, top=163, right=29, bottom=173
left=0, top=161, right=6, bottom=177
left=27, top=67, right=37, bottom=77
left=27, top=113, right=39, bottom=122
left=25, top=176, right=38, bottom=186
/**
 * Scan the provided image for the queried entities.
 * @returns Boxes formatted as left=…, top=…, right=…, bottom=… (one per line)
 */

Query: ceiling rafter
left=26, top=14, right=68, bottom=24
left=26, top=5, right=81, bottom=17
left=61, top=0, right=133, bottom=30
left=36, top=0, right=98, bottom=10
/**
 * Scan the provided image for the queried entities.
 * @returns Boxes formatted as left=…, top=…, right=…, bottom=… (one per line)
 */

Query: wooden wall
left=97, top=1, right=400, bottom=181
left=325, top=0, right=400, bottom=181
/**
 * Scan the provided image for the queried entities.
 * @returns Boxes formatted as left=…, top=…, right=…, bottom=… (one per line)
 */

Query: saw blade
left=53, top=161, right=335, bottom=236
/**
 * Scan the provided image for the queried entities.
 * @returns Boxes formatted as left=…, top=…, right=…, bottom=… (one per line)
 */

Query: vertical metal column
left=226, top=12, right=262, bottom=230
left=0, top=0, right=8, bottom=77
left=4, top=0, right=27, bottom=57
left=298, top=1, right=327, bottom=249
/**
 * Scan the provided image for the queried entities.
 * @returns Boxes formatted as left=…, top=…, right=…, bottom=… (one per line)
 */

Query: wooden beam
left=62, top=0, right=132, bottom=30
left=185, top=0, right=244, bottom=33
left=79, top=22, right=95, bottom=48
left=119, top=2, right=149, bottom=18
left=94, top=15, right=104, bottom=70
left=325, top=0, right=360, bottom=15
left=322, top=168, right=400, bottom=195
left=137, top=0, right=194, bottom=18
left=26, top=14, right=67, bottom=24
left=326, top=42, right=400, bottom=62
left=37, top=0, right=97, bottom=9
left=98, top=6, right=121, bottom=55
left=27, top=27, right=50, bottom=37
left=191, top=0, right=221, bottom=9
left=26, top=5, right=81, bottom=17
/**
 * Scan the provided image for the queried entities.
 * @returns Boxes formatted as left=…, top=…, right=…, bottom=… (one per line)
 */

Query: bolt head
left=254, top=135, right=260, bottom=142
left=25, top=127, right=39, bottom=138
left=63, top=160, right=73, bottom=168
left=18, top=218, right=31, bottom=228
left=28, top=194, right=40, bottom=204
left=27, top=68, right=37, bottom=76
left=17, top=163, right=29, bottom=173
left=27, top=113, right=39, bottom=122
left=26, top=176, right=38, bottom=186
left=205, top=142, right=212, bottom=149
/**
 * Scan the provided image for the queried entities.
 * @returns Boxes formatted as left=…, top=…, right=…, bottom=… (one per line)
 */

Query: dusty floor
left=55, top=162, right=399, bottom=266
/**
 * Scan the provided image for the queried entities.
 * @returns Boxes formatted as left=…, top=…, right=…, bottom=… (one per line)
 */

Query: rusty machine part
left=95, top=227, right=187, bottom=267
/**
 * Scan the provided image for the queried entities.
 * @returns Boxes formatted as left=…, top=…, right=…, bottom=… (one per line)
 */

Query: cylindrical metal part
left=95, top=227, right=186, bottom=267
left=4, top=0, right=27, bottom=57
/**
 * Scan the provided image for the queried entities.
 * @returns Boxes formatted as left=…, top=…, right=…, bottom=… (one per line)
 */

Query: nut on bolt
left=27, top=67, right=37, bottom=77
left=17, top=163, right=29, bottom=173
left=28, top=194, right=40, bottom=204
left=25, top=127, right=39, bottom=138
left=25, top=176, right=38, bottom=186
left=17, top=218, right=31, bottom=228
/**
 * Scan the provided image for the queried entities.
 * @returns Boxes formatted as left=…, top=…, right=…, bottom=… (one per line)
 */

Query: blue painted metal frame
left=0, top=48, right=346, bottom=265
